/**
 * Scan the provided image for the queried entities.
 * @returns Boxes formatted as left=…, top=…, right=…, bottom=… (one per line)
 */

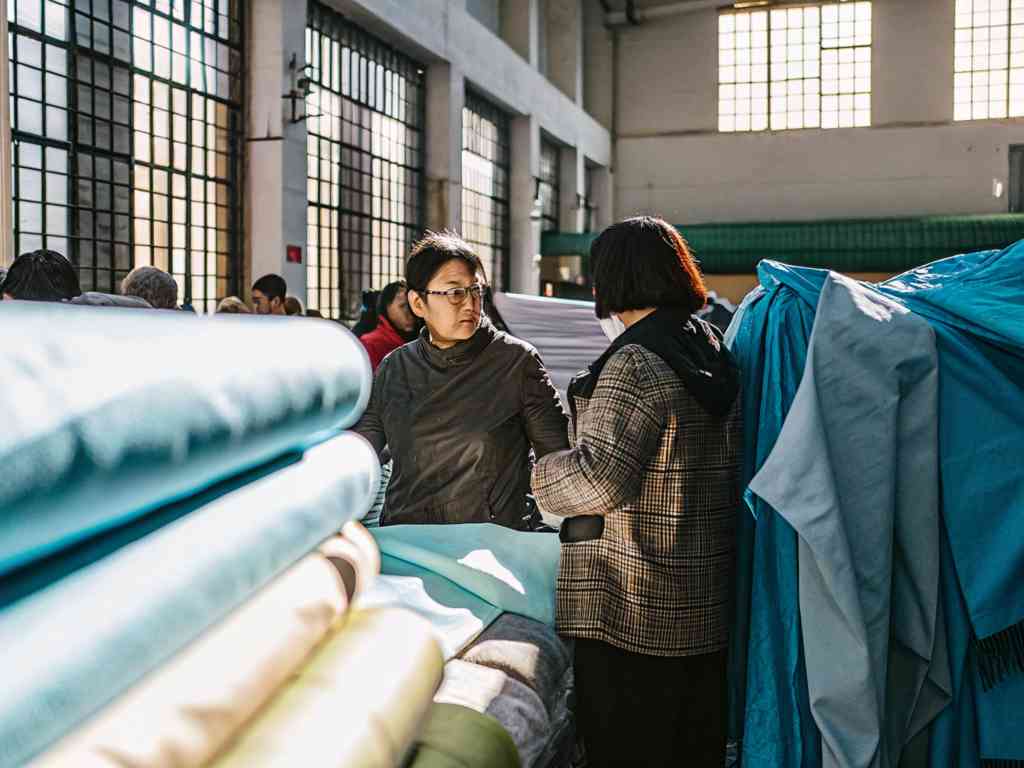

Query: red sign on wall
left=286, top=245, right=302, bottom=264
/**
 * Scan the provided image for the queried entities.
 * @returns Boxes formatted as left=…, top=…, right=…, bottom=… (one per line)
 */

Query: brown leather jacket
left=354, top=317, right=569, bottom=528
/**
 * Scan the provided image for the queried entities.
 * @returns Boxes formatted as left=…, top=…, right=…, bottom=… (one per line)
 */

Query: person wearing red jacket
left=360, top=280, right=417, bottom=371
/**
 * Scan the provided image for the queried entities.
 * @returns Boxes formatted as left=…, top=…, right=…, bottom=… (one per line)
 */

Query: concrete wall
left=609, top=0, right=1024, bottom=224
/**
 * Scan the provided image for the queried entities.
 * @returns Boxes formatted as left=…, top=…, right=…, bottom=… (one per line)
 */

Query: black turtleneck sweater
left=354, top=317, right=569, bottom=528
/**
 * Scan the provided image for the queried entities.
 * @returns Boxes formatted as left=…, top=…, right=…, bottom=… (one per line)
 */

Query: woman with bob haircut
left=532, top=216, right=742, bottom=767
left=354, top=231, right=568, bottom=528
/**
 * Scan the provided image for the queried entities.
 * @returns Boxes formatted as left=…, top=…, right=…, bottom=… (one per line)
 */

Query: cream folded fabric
left=35, top=554, right=348, bottom=768
left=319, top=521, right=380, bottom=601
left=209, top=607, right=444, bottom=768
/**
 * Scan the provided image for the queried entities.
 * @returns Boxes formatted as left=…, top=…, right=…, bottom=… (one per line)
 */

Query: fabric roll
left=406, top=703, right=520, bottom=768
left=458, top=613, right=571, bottom=718
left=0, top=302, right=372, bottom=579
left=0, top=432, right=380, bottom=767
left=434, top=659, right=551, bottom=768
left=319, top=521, right=380, bottom=602
left=34, top=554, right=348, bottom=768
left=209, top=607, right=444, bottom=768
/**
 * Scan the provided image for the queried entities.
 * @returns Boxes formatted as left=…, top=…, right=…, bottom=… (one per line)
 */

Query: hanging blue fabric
left=725, top=261, right=824, bottom=768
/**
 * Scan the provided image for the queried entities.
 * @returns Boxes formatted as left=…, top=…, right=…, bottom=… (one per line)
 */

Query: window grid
left=719, top=1, right=871, bottom=133
left=954, top=0, right=1024, bottom=121
left=305, top=2, right=426, bottom=321
left=538, top=138, right=559, bottom=233
left=9, top=0, right=243, bottom=312
left=462, top=90, right=510, bottom=291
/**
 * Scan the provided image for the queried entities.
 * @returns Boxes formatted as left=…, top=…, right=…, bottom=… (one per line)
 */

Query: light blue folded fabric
left=0, top=433, right=380, bottom=767
left=370, top=525, right=559, bottom=626
left=0, top=303, right=371, bottom=578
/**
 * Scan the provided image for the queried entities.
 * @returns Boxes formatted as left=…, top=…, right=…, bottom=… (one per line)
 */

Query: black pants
left=573, top=639, right=728, bottom=768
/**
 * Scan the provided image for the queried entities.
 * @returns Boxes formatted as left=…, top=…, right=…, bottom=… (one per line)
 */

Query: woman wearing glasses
left=354, top=231, right=568, bottom=528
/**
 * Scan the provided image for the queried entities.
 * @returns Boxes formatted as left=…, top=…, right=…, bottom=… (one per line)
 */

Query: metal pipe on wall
left=605, top=0, right=728, bottom=27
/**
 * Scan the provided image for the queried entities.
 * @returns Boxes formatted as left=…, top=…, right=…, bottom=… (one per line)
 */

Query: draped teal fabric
left=0, top=303, right=371, bottom=578
left=0, top=433, right=380, bottom=767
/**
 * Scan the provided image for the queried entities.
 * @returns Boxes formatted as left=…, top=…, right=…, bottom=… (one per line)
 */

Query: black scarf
left=569, top=307, right=740, bottom=420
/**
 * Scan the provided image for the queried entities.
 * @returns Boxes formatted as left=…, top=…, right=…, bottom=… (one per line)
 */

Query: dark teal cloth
left=724, top=262, right=821, bottom=768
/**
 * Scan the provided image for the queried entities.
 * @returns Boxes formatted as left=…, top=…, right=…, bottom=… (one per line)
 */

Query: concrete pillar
left=0, top=0, right=12, bottom=266
left=589, top=164, right=613, bottom=230
left=502, top=0, right=540, bottom=69
left=246, top=0, right=308, bottom=299
left=425, top=63, right=465, bottom=232
left=544, top=0, right=583, bottom=105
left=510, top=115, right=541, bottom=294
left=559, top=147, right=585, bottom=232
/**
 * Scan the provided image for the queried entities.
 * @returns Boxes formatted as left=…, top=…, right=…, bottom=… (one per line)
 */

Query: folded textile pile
left=728, top=243, right=1024, bottom=768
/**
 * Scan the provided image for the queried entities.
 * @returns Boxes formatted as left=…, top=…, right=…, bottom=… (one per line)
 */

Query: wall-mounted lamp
left=283, top=53, right=320, bottom=124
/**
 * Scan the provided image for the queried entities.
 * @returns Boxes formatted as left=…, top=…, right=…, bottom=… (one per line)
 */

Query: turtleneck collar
left=417, top=315, right=496, bottom=370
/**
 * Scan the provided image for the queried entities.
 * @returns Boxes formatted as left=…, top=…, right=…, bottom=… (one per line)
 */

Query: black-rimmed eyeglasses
left=419, top=283, right=486, bottom=306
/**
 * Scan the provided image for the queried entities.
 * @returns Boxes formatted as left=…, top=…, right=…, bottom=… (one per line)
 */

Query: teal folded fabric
left=0, top=303, right=371, bottom=578
left=0, top=433, right=380, bottom=767
left=370, top=525, right=560, bottom=625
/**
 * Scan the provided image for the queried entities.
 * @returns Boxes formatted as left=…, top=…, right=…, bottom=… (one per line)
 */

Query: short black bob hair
left=376, top=280, right=407, bottom=316
left=590, top=216, right=707, bottom=319
left=1, top=249, right=82, bottom=302
left=406, top=231, right=486, bottom=294
left=252, top=273, right=287, bottom=301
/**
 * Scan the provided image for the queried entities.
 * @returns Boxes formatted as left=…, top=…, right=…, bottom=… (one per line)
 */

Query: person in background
left=284, top=296, right=304, bottom=316
left=216, top=296, right=251, bottom=314
left=531, top=217, right=742, bottom=768
left=120, top=265, right=179, bottom=309
left=306, top=308, right=323, bottom=318
left=351, top=289, right=381, bottom=337
left=359, top=280, right=418, bottom=372
left=354, top=231, right=568, bottom=528
left=1, top=250, right=81, bottom=302
left=251, top=274, right=287, bottom=315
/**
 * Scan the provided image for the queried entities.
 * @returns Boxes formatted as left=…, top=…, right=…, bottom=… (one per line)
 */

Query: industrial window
left=954, top=0, right=1024, bottom=120
left=461, top=91, right=510, bottom=290
left=305, top=3, right=425, bottom=321
left=538, top=138, right=559, bottom=233
left=9, top=0, right=243, bottom=312
left=718, top=1, right=872, bottom=133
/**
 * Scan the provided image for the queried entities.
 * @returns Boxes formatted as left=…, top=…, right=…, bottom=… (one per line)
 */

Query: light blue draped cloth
left=0, top=303, right=371, bottom=578
left=370, top=524, right=560, bottom=627
left=0, top=433, right=380, bottom=767
left=749, top=274, right=950, bottom=768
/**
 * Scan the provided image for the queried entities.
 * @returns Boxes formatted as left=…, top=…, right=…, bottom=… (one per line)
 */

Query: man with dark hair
left=251, top=274, right=287, bottom=315
left=354, top=231, right=568, bottom=528
left=358, top=280, right=417, bottom=371
left=284, top=296, right=304, bottom=316
left=1, top=250, right=81, bottom=302
left=121, top=265, right=179, bottom=309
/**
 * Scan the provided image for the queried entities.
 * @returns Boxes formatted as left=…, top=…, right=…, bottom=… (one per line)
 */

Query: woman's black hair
left=590, top=216, right=707, bottom=319
left=1, top=249, right=82, bottom=301
left=376, top=280, right=407, bottom=316
left=406, top=231, right=485, bottom=293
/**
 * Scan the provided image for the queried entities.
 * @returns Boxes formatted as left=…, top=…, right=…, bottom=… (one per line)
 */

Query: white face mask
left=599, top=314, right=626, bottom=342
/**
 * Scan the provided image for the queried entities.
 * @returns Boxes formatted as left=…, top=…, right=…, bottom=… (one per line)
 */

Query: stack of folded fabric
left=726, top=242, right=1024, bottom=768
left=0, top=303, right=444, bottom=768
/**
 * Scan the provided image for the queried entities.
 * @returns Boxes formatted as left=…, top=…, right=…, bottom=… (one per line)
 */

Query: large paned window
left=8, top=0, right=243, bottom=312
left=305, top=3, right=425, bottom=320
left=538, top=138, right=559, bottom=233
left=718, top=1, right=872, bottom=132
left=461, top=91, right=509, bottom=290
left=954, top=0, right=1024, bottom=120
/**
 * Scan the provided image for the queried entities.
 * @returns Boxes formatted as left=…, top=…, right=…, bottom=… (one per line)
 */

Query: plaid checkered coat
left=532, top=344, right=742, bottom=657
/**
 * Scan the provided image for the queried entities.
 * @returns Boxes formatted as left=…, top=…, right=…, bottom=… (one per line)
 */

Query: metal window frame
left=462, top=87, right=511, bottom=290
left=305, top=2, right=426, bottom=321
left=538, top=137, right=560, bottom=234
left=8, top=0, right=244, bottom=309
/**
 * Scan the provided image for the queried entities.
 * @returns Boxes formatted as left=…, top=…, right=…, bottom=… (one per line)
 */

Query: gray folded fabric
left=435, top=659, right=551, bottom=768
left=458, top=613, right=571, bottom=717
